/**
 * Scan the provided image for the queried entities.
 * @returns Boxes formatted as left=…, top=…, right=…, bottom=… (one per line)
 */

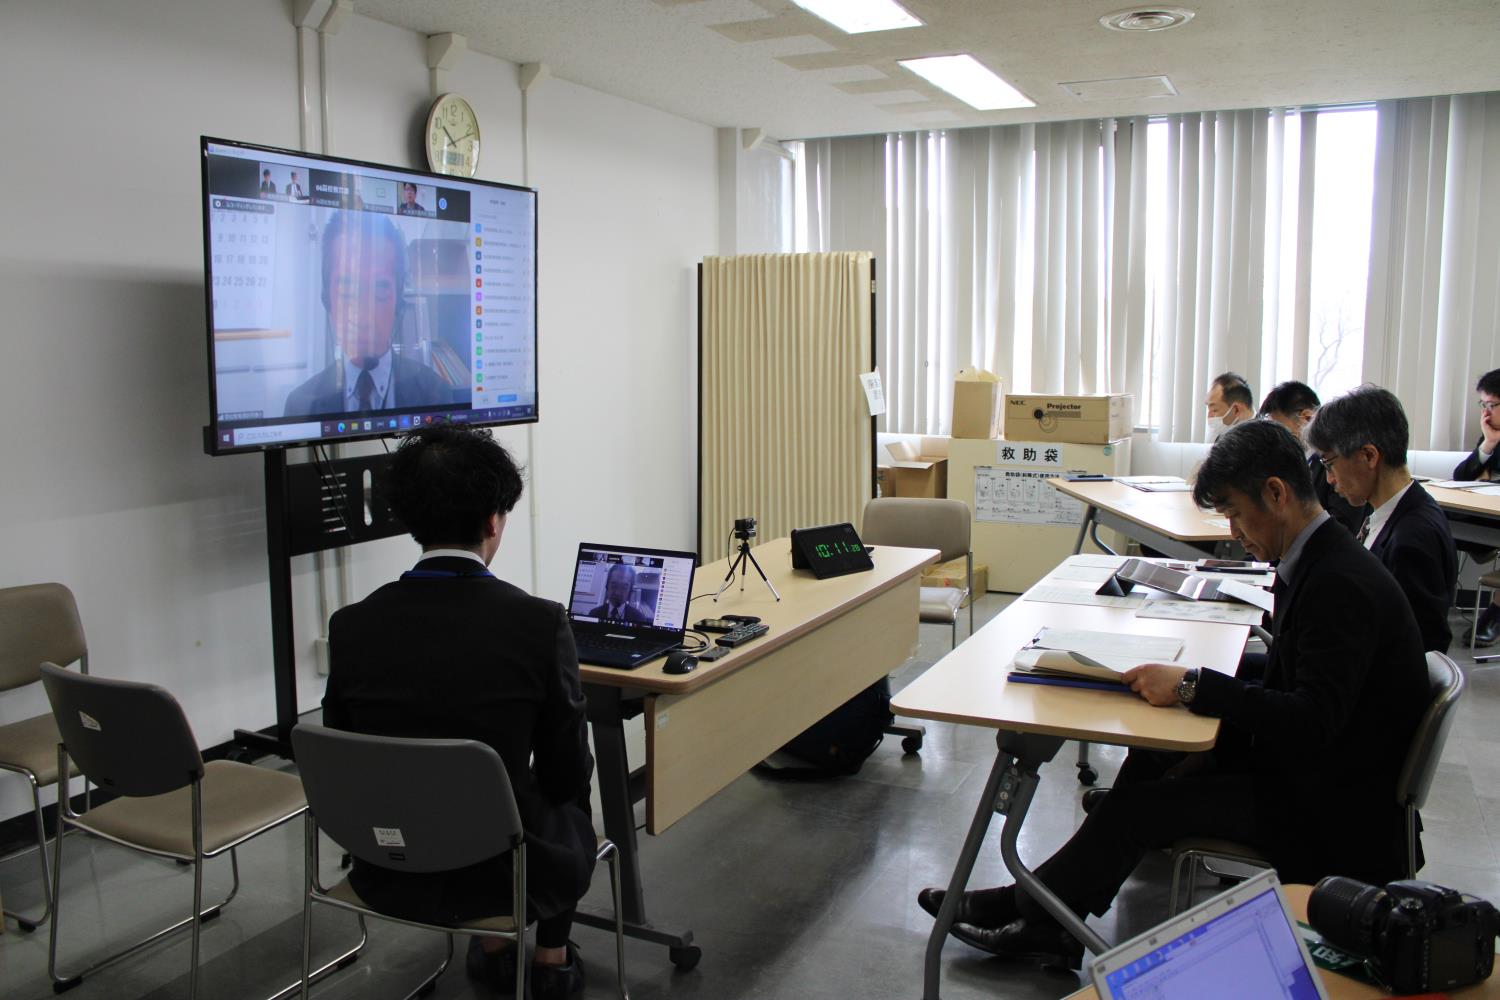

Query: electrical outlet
left=314, top=637, right=330, bottom=676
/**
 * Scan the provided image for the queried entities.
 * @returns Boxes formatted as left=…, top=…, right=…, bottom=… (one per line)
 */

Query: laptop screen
left=567, top=545, right=696, bottom=632
left=1098, top=880, right=1323, bottom=999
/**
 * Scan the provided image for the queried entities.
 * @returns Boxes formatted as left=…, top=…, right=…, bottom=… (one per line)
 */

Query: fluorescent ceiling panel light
left=790, top=0, right=922, bottom=34
left=898, top=54, right=1035, bottom=110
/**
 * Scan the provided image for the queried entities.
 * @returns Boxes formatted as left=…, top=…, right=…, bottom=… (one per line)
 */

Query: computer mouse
left=663, top=651, right=698, bottom=674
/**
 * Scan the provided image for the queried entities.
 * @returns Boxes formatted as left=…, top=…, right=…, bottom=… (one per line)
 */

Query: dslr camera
left=1308, top=876, right=1500, bottom=993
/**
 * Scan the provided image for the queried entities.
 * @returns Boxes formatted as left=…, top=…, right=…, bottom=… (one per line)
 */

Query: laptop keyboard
left=577, top=635, right=636, bottom=652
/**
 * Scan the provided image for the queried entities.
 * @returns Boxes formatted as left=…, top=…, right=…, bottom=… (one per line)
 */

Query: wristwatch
left=1176, top=668, right=1201, bottom=706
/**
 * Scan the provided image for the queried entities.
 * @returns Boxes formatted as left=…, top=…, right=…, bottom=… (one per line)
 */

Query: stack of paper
left=1010, top=628, right=1183, bottom=685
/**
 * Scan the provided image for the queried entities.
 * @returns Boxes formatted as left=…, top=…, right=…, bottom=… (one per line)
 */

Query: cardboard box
left=951, top=369, right=1005, bottom=439
left=1004, top=393, right=1133, bottom=444
left=921, top=557, right=988, bottom=606
left=883, top=440, right=948, bottom=498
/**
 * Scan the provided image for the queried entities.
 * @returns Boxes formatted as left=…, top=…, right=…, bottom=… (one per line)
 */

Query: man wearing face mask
left=1453, top=368, right=1500, bottom=645
left=1258, top=380, right=1369, bottom=536
left=1204, top=372, right=1254, bottom=441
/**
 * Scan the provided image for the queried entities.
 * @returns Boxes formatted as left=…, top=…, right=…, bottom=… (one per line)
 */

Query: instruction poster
left=974, top=442, right=1082, bottom=526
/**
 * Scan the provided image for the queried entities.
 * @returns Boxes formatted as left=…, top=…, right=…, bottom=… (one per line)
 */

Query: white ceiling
left=353, top=0, right=1500, bottom=140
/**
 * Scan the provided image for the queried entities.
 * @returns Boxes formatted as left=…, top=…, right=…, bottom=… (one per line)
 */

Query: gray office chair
left=862, top=497, right=975, bottom=647
left=39, top=663, right=338, bottom=999
left=1166, top=650, right=1465, bottom=914
left=0, top=583, right=87, bottom=931
left=861, top=498, right=976, bottom=755
left=290, top=723, right=629, bottom=1000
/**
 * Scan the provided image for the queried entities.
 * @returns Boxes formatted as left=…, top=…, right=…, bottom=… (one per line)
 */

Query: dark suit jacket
left=284, top=354, right=455, bottom=418
left=1454, top=438, right=1500, bottom=481
left=1370, top=486, right=1458, bottom=653
left=323, top=556, right=595, bottom=922
left=586, top=601, right=651, bottom=625
left=1193, top=519, right=1429, bottom=884
left=1310, top=454, right=1371, bottom=536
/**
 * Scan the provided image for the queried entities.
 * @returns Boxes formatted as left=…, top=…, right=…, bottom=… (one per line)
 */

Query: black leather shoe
left=916, top=885, right=1018, bottom=929
left=1081, top=787, right=1110, bottom=814
left=1475, top=606, right=1500, bottom=646
left=532, top=943, right=585, bottom=1000
left=466, top=937, right=520, bottom=995
left=951, top=917, right=1084, bottom=970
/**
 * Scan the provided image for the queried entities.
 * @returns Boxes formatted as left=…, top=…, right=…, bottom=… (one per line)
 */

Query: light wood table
left=577, top=537, right=938, bottom=968
left=1425, top=482, right=1500, bottom=549
left=891, top=594, right=1248, bottom=999
left=1062, top=883, right=1500, bottom=999
left=1049, top=478, right=1234, bottom=562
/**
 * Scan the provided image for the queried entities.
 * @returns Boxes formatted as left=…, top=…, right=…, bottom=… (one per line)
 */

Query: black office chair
left=291, top=723, right=629, bottom=999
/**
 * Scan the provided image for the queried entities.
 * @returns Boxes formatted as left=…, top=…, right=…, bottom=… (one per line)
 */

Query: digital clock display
left=791, top=523, right=874, bottom=579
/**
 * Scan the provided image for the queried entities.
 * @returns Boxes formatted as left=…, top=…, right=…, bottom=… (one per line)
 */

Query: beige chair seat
left=1481, top=570, right=1500, bottom=588
left=321, top=878, right=520, bottom=933
left=1172, top=837, right=1269, bottom=864
left=77, top=761, right=305, bottom=859
left=919, top=586, right=966, bottom=623
left=0, top=713, right=79, bottom=784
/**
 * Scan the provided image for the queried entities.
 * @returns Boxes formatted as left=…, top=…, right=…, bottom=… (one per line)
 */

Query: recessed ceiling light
left=790, top=0, right=922, bottom=34
left=897, top=54, right=1035, bottom=111
left=1099, top=7, right=1195, bottom=32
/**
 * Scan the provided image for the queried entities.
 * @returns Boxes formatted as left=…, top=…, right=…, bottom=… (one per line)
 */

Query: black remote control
left=716, top=622, right=769, bottom=648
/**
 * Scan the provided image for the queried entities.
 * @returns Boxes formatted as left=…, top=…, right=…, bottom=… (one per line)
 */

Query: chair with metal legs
left=0, top=583, right=89, bottom=931
left=291, top=723, right=630, bottom=999
left=861, top=497, right=975, bottom=754
left=1166, top=651, right=1465, bottom=914
left=39, top=663, right=356, bottom=998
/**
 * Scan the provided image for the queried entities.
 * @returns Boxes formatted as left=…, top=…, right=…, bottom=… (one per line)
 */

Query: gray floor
left=2, top=595, right=1497, bottom=1000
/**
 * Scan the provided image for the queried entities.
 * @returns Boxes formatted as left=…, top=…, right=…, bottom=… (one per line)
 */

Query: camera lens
left=1309, top=876, right=1391, bottom=958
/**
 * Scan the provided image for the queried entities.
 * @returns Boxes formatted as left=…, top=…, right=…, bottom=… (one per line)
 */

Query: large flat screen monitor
left=200, top=136, right=537, bottom=455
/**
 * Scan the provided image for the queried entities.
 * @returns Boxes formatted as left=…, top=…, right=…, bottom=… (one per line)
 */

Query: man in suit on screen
left=585, top=563, right=653, bottom=625
left=283, top=211, right=454, bottom=419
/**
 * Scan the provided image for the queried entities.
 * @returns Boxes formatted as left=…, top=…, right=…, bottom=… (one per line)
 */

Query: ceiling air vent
left=1099, top=7, right=1194, bottom=32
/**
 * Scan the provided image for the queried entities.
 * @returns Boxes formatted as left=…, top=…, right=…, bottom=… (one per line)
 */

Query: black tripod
left=714, top=537, right=781, bottom=602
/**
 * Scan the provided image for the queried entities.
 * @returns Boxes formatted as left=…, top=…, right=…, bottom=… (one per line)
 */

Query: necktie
left=355, top=369, right=374, bottom=414
left=1356, top=516, right=1371, bottom=545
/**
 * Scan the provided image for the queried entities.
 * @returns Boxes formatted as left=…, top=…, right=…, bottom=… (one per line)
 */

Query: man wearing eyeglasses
left=284, top=211, right=456, bottom=418
left=1308, top=386, right=1457, bottom=653
left=1453, top=368, right=1500, bottom=643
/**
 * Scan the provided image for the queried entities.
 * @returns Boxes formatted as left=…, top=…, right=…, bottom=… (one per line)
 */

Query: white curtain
left=1365, top=93, right=1500, bottom=451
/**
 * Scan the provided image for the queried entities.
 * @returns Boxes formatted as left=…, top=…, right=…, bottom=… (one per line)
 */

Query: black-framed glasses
left=1479, top=400, right=1499, bottom=413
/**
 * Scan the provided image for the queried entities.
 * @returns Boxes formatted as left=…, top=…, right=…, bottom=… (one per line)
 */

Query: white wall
left=0, top=0, right=716, bottom=822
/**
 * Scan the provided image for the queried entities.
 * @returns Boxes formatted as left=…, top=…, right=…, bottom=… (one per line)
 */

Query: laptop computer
left=566, top=543, right=697, bottom=669
left=1090, top=869, right=1327, bottom=999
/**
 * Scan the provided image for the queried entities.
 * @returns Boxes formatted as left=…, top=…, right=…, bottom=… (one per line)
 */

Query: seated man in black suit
left=1258, top=380, right=1370, bottom=536
left=323, top=425, right=594, bottom=998
left=585, top=563, right=652, bottom=625
left=284, top=211, right=455, bottom=418
left=917, top=421, right=1429, bottom=968
left=1306, top=385, right=1458, bottom=652
left=1454, top=368, right=1500, bottom=644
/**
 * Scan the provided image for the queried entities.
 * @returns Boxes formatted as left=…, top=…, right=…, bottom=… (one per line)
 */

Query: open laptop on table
left=1090, top=869, right=1327, bottom=999
left=566, top=543, right=697, bottom=669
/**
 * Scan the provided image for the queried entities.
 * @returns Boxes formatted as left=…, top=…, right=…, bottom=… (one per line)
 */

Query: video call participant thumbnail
left=587, top=563, right=652, bottom=624
left=284, top=211, right=456, bottom=418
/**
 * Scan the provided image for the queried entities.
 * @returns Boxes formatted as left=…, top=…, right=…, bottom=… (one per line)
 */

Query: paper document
left=1025, top=584, right=1146, bottom=609
left=1128, top=481, right=1194, bottom=493
left=1136, top=600, right=1264, bottom=626
left=1030, top=627, right=1184, bottom=662
left=1430, top=479, right=1487, bottom=490
left=1117, top=476, right=1184, bottom=485
left=1215, top=578, right=1275, bottom=613
left=1205, top=517, right=1231, bottom=528
left=858, top=370, right=886, bottom=416
left=1012, top=648, right=1136, bottom=683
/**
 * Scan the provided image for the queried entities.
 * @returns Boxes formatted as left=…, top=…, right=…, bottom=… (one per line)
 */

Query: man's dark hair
left=1306, top=385, right=1410, bottom=469
left=386, top=426, right=524, bottom=546
left=1478, top=369, right=1500, bottom=398
left=1258, top=380, right=1320, bottom=419
left=319, top=210, right=407, bottom=313
left=1193, top=420, right=1316, bottom=509
left=1212, top=371, right=1254, bottom=410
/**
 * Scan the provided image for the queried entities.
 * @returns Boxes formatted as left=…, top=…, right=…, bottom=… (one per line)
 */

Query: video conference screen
left=200, top=137, right=537, bottom=455
left=568, top=548, right=696, bottom=631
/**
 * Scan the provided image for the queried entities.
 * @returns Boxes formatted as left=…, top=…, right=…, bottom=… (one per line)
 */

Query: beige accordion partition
left=699, top=252, right=875, bottom=561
